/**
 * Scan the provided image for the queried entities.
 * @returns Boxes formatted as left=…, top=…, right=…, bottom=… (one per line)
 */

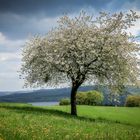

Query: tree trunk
left=71, top=84, right=79, bottom=116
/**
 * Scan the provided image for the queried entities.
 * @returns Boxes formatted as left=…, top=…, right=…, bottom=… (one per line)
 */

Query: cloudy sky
left=0, top=0, right=140, bottom=91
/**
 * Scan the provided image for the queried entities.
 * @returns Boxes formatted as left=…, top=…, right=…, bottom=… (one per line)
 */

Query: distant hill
left=0, top=86, right=94, bottom=103
left=0, top=91, right=12, bottom=96
left=0, top=86, right=139, bottom=106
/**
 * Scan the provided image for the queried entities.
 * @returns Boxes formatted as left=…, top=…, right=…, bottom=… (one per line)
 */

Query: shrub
left=59, top=98, right=70, bottom=105
left=76, top=90, right=104, bottom=106
left=125, top=95, right=140, bottom=107
left=76, top=92, right=87, bottom=105
left=59, top=91, right=104, bottom=106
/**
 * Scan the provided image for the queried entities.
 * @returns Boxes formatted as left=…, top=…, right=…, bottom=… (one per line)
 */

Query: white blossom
left=21, top=11, right=140, bottom=91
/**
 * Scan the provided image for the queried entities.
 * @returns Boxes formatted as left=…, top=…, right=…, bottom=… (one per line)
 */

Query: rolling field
left=0, top=103, right=140, bottom=140
left=49, top=105, right=140, bottom=126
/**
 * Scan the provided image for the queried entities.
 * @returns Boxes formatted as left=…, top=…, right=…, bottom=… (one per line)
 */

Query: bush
left=76, top=90, right=104, bottom=106
left=59, top=90, right=104, bottom=106
left=59, top=98, right=70, bottom=105
left=125, top=95, right=140, bottom=107
left=76, top=92, right=87, bottom=105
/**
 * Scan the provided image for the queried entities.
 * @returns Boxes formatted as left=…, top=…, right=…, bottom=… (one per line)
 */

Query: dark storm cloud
left=0, top=0, right=112, bottom=17
left=0, top=0, right=140, bottom=39
left=0, top=0, right=112, bottom=39
left=1, top=0, right=140, bottom=17
left=0, top=12, right=59, bottom=39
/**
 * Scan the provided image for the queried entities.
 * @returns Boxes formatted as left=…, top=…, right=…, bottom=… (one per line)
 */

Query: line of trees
left=59, top=91, right=140, bottom=107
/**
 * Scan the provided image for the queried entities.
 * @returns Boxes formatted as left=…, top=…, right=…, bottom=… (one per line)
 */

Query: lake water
left=29, top=101, right=59, bottom=106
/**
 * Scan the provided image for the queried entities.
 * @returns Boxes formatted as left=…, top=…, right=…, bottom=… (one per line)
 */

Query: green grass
left=0, top=103, right=140, bottom=140
left=49, top=105, right=140, bottom=126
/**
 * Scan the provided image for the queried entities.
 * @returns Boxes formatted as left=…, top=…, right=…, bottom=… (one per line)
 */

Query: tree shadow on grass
left=0, top=104, right=134, bottom=127
left=0, top=104, right=95, bottom=121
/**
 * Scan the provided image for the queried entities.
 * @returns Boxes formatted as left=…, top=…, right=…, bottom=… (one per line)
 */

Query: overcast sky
left=0, top=0, right=140, bottom=91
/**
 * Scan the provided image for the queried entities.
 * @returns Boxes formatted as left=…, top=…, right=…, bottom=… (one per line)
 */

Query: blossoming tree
left=21, top=11, right=140, bottom=115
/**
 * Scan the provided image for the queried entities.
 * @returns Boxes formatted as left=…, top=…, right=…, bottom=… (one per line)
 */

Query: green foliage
left=59, top=90, right=104, bottom=106
left=76, top=90, right=104, bottom=105
left=59, top=98, right=70, bottom=105
left=76, top=92, right=87, bottom=105
left=0, top=103, right=140, bottom=140
left=125, top=95, right=140, bottom=107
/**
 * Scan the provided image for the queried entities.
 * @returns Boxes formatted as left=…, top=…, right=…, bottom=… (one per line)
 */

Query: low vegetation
left=59, top=90, right=103, bottom=106
left=76, top=90, right=104, bottom=105
left=59, top=98, right=70, bottom=105
left=0, top=103, right=140, bottom=140
left=125, top=95, right=140, bottom=107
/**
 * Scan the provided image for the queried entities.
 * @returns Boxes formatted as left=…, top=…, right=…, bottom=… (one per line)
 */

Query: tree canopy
left=21, top=11, right=140, bottom=115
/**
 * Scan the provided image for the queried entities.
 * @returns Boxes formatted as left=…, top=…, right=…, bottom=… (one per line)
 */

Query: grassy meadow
left=0, top=103, right=140, bottom=140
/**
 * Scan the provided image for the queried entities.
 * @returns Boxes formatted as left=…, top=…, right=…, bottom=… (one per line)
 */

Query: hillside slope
left=0, top=103, right=139, bottom=140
